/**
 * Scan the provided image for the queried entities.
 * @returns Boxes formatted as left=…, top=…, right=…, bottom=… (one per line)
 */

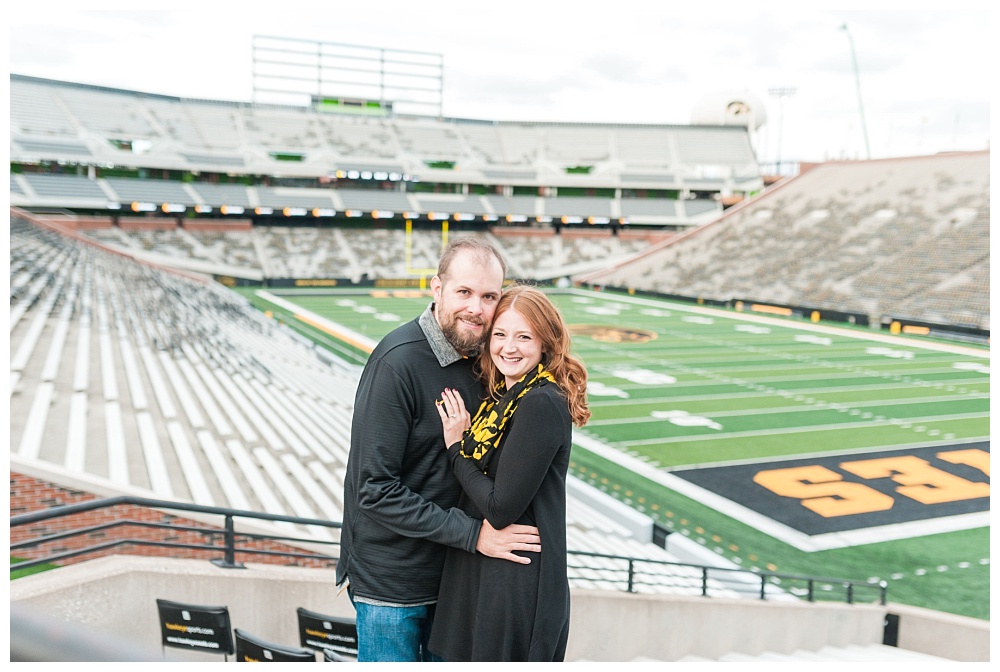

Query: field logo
left=569, top=325, right=658, bottom=343
left=672, top=442, right=989, bottom=548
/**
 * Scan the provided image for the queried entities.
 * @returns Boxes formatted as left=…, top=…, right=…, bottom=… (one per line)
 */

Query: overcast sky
left=8, top=3, right=991, bottom=167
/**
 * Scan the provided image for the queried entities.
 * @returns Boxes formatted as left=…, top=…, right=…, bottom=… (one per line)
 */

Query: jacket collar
left=418, top=302, right=473, bottom=367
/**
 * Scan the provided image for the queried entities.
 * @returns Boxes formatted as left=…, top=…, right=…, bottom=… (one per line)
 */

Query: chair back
left=234, top=628, right=316, bottom=662
left=155, top=598, right=234, bottom=659
left=296, top=607, right=359, bottom=659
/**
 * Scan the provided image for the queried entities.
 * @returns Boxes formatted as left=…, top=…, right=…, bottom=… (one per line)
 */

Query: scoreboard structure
left=251, top=34, right=444, bottom=117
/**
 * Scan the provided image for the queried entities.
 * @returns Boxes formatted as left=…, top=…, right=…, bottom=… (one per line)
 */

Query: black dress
left=428, top=382, right=572, bottom=662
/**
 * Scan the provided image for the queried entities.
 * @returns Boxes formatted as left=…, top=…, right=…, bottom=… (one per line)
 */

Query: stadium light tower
left=840, top=23, right=871, bottom=160
left=768, top=87, right=797, bottom=176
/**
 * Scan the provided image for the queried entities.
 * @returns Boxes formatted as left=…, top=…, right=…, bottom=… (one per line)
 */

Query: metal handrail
left=11, top=496, right=886, bottom=605
left=565, top=549, right=887, bottom=604
left=10, top=495, right=341, bottom=571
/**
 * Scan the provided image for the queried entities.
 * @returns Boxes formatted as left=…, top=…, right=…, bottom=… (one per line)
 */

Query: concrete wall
left=887, top=603, right=990, bottom=662
left=566, top=588, right=887, bottom=661
left=10, top=555, right=989, bottom=662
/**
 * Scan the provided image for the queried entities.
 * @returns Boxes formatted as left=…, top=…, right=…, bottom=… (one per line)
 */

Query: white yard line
left=566, top=288, right=989, bottom=358
left=256, top=290, right=378, bottom=352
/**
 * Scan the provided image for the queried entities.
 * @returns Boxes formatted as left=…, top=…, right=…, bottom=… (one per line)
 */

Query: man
left=337, top=237, right=542, bottom=662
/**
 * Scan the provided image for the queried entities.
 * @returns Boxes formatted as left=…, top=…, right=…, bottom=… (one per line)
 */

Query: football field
left=239, top=286, right=990, bottom=620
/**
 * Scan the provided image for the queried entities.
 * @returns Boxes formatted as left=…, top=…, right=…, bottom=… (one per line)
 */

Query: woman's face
left=490, top=307, right=543, bottom=388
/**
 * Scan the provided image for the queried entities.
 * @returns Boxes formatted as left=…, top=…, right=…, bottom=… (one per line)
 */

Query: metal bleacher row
left=9, top=74, right=760, bottom=185
left=9, top=212, right=745, bottom=599
left=75, top=225, right=658, bottom=282
left=10, top=217, right=356, bottom=535
left=9, top=73, right=766, bottom=226
left=580, top=151, right=991, bottom=330
left=10, top=171, right=722, bottom=225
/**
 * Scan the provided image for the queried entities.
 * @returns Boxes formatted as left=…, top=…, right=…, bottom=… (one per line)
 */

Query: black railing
left=11, top=496, right=886, bottom=606
left=565, top=549, right=887, bottom=605
left=10, top=496, right=341, bottom=572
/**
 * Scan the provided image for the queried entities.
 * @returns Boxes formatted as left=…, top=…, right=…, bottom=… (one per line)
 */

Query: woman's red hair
left=477, top=285, right=590, bottom=427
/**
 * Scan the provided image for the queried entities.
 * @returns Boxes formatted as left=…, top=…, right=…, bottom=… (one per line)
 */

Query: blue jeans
left=352, top=600, right=443, bottom=662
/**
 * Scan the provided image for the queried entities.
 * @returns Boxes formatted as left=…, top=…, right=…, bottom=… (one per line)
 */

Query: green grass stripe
left=601, top=422, right=989, bottom=467
left=588, top=392, right=982, bottom=421
left=802, top=384, right=987, bottom=404
left=612, top=412, right=988, bottom=447
left=10, top=556, right=59, bottom=579
left=241, top=291, right=372, bottom=364
left=737, top=372, right=986, bottom=389
left=590, top=395, right=810, bottom=417
left=596, top=405, right=988, bottom=442
left=586, top=381, right=984, bottom=406
left=587, top=380, right=748, bottom=395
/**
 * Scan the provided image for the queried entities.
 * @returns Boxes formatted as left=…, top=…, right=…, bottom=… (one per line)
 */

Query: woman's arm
left=447, top=389, right=568, bottom=529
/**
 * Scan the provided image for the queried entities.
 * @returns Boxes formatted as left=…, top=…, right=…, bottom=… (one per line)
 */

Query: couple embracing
left=337, top=237, right=589, bottom=662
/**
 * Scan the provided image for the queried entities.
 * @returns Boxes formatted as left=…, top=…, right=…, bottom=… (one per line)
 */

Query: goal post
left=405, top=219, right=448, bottom=287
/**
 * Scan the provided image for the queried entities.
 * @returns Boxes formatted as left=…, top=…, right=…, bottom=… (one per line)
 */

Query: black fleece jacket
left=336, top=315, right=483, bottom=605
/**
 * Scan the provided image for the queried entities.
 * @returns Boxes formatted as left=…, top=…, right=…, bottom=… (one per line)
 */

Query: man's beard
left=440, top=311, right=487, bottom=354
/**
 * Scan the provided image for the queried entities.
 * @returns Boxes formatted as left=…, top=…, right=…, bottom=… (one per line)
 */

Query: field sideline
left=237, top=286, right=990, bottom=621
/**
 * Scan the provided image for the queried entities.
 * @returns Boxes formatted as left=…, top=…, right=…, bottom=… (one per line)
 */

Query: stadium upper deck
left=579, top=151, right=990, bottom=333
left=10, top=74, right=762, bottom=226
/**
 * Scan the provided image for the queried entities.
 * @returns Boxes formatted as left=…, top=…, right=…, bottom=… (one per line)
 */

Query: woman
left=429, top=285, right=590, bottom=662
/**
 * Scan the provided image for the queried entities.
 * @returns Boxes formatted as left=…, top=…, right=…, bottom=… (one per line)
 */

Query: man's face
left=431, top=250, right=504, bottom=354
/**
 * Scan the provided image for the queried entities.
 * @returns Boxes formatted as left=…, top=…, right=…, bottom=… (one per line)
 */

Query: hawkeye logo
left=568, top=325, right=658, bottom=343
left=672, top=442, right=989, bottom=550
left=753, top=448, right=988, bottom=518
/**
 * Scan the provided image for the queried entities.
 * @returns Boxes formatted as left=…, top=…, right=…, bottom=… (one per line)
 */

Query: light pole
left=840, top=23, right=871, bottom=159
left=768, top=86, right=797, bottom=176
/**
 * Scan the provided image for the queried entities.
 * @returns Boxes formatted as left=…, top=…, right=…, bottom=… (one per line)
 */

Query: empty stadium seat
left=296, top=607, right=358, bottom=660
left=155, top=598, right=234, bottom=660
left=234, top=628, right=316, bottom=662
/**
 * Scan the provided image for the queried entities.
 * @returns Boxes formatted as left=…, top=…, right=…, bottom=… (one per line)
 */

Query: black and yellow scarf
left=458, top=364, right=555, bottom=473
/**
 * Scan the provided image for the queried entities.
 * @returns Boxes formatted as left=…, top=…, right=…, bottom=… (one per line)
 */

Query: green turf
left=10, top=557, right=58, bottom=580
left=233, top=285, right=990, bottom=621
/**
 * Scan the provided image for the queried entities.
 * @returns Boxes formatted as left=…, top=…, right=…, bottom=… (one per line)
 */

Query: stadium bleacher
left=9, top=212, right=704, bottom=577
left=23, top=155, right=986, bottom=334
left=20, top=173, right=109, bottom=201
left=187, top=182, right=254, bottom=208
left=10, top=74, right=753, bottom=226
left=103, top=177, right=198, bottom=207
left=581, top=151, right=990, bottom=331
left=69, top=223, right=664, bottom=283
